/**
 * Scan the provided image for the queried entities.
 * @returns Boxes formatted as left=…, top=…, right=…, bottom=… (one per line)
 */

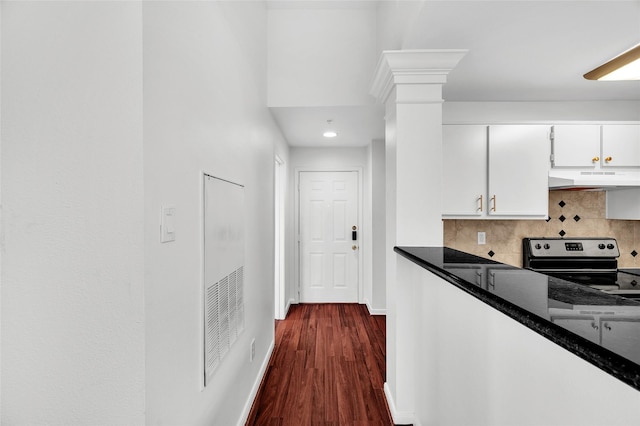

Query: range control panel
left=525, top=238, right=619, bottom=258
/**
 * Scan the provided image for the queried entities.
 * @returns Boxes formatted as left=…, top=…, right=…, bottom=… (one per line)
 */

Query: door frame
left=274, top=155, right=286, bottom=320
left=294, top=167, right=364, bottom=304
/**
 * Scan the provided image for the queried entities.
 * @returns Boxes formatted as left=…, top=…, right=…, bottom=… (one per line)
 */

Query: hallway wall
left=1, top=2, right=145, bottom=423
left=143, top=2, right=288, bottom=425
left=2, top=2, right=289, bottom=425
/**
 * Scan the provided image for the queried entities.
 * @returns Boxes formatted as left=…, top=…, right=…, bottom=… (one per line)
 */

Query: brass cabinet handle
left=477, top=195, right=483, bottom=212
left=490, top=195, right=496, bottom=212
left=605, top=156, right=613, bottom=163
left=592, top=156, right=600, bottom=162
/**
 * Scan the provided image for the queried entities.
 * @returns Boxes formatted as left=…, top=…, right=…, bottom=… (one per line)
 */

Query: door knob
left=352, top=245, right=358, bottom=251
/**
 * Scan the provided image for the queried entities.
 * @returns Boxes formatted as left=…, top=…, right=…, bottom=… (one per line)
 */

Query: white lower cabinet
left=552, top=317, right=600, bottom=344
left=600, top=318, right=640, bottom=364
left=487, top=268, right=549, bottom=318
left=443, top=124, right=550, bottom=219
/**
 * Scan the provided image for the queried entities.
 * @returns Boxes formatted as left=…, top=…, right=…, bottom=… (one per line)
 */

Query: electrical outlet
left=250, top=338, right=256, bottom=362
left=478, top=232, right=486, bottom=245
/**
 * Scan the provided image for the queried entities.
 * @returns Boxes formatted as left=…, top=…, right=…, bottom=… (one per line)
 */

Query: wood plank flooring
left=246, top=303, right=393, bottom=426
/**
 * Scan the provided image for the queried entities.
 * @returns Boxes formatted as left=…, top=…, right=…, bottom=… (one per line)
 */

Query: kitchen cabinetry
left=551, top=124, right=640, bottom=169
left=443, top=265, right=484, bottom=287
left=551, top=125, right=601, bottom=168
left=601, top=319, right=640, bottom=364
left=442, top=124, right=550, bottom=219
left=601, top=125, right=640, bottom=168
left=442, top=125, right=487, bottom=216
left=551, top=317, right=600, bottom=344
left=487, top=268, right=549, bottom=318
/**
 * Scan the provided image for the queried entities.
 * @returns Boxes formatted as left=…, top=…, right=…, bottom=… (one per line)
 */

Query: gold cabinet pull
left=592, top=156, right=600, bottom=162
left=490, top=195, right=496, bottom=212
left=477, top=195, right=483, bottom=212
left=605, top=156, right=613, bottom=163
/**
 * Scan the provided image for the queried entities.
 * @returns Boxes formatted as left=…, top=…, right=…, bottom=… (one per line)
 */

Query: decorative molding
left=370, top=49, right=468, bottom=104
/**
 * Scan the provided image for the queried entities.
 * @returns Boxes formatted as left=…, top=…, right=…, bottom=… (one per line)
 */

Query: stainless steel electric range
left=523, top=237, right=640, bottom=299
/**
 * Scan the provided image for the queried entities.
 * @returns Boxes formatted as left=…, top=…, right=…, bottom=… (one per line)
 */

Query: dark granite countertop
left=395, top=246, right=640, bottom=392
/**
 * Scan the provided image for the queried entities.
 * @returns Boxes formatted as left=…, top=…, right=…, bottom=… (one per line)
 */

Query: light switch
left=161, top=206, right=176, bottom=243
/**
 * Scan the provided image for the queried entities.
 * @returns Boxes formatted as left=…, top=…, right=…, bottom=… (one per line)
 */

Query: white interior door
left=299, top=171, right=358, bottom=303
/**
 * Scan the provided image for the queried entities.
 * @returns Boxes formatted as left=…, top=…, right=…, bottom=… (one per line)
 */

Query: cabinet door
left=601, top=319, right=640, bottom=364
left=552, top=317, right=600, bottom=344
left=443, top=265, right=484, bottom=287
left=442, top=125, right=488, bottom=216
left=601, top=125, right=640, bottom=168
left=552, top=125, right=601, bottom=168
left=488, top=125, right=550, bottom=217
left=487, top=269, right=549, bottom=318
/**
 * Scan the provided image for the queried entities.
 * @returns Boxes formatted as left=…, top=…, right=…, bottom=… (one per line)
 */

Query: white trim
left=284, top=298, right=294, bottom=318
left=370, top=49, right=468, bottom=103
left=274, top=155, right=286, bottom=320
left=237, top=339, right=275, bottom=426
left=295, top=167, right=364, bottom=304
left=364, top=298, right=386, bottom=316
left=383, top=382, right=415, bottom=425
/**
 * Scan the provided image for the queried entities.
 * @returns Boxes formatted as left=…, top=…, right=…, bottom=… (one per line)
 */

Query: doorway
left=298, top=170, right=360, bottom=303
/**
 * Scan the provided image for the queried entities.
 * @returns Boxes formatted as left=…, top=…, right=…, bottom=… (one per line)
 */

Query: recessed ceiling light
left=584, top=43, right=640, bottom=81
left=323, top=119, right=337, bottom=138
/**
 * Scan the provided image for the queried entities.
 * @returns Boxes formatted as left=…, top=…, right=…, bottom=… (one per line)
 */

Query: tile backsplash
left=443, top=190, right=640, bottom=268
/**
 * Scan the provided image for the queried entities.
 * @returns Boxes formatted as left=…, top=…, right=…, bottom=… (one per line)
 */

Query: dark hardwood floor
left=246, top=303, right=393, bottom=425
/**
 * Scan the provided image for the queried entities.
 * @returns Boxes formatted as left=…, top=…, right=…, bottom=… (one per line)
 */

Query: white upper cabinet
left=487, top=125, right=550, bottom=218
left=601, top=124, right=640, bottom=168
left=442, top=125, right=487, bottom=216
left=443, top=124, right=549, bottom=219
left=551, top=125, right=601, bottom=168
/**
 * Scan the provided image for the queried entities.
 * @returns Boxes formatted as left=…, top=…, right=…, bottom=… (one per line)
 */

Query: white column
left=370, top=49, right=466, bottom=423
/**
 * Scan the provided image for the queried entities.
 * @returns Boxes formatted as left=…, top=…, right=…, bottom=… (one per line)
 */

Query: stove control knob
left=607, top=243, right=615, bottom=250
left=543, top=243, right=550, bottom=250
left=534, top=243, right=542, bottom=250
left=598, top=243, right=606, bottom=249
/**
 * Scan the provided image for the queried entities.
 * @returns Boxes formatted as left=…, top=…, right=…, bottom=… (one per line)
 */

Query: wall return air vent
left=203, top=174, right=245, bottom=386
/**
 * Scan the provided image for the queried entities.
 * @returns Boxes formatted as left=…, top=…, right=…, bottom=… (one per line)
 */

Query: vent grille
left=205, top=266, right=244, bottom=383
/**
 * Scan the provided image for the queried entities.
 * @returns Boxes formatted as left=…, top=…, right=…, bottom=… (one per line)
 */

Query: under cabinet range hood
left=548, top=170, right=640, bottom=190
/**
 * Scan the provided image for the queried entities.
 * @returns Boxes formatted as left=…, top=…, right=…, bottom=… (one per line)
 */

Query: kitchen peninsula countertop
left=395, top=246, right=640, bottom=392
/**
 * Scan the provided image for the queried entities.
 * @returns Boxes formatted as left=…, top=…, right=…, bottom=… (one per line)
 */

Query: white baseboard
left=383, top=382, right=415, bottom=425
left=364, top=298, right=386, bottom=315
left=238, top=339, right=275, bottom=426
left=284, top=298, right=294, bottom=317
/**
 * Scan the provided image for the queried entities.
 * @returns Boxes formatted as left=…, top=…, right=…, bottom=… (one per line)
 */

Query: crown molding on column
left=370, top=49, right=468, bottom=104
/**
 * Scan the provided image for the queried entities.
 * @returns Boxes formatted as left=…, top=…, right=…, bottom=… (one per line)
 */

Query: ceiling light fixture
left=323, top=120, right=337, bottom=138
left=584, top=43, right=640, bottom=81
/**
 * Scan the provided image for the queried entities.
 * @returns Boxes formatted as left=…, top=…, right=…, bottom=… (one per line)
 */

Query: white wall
left=143, top=2, right=288, bottom=425
left=444, top=100, right=640, bottom=123
left=1, top=2, right=145, bottom=423
left=267, top=4, right=377, bottom=107
left=2, top=1, right=290, bottom=424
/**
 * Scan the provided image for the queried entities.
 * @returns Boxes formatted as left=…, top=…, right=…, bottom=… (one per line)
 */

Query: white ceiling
left=268, top=1, right=640, bottom=147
